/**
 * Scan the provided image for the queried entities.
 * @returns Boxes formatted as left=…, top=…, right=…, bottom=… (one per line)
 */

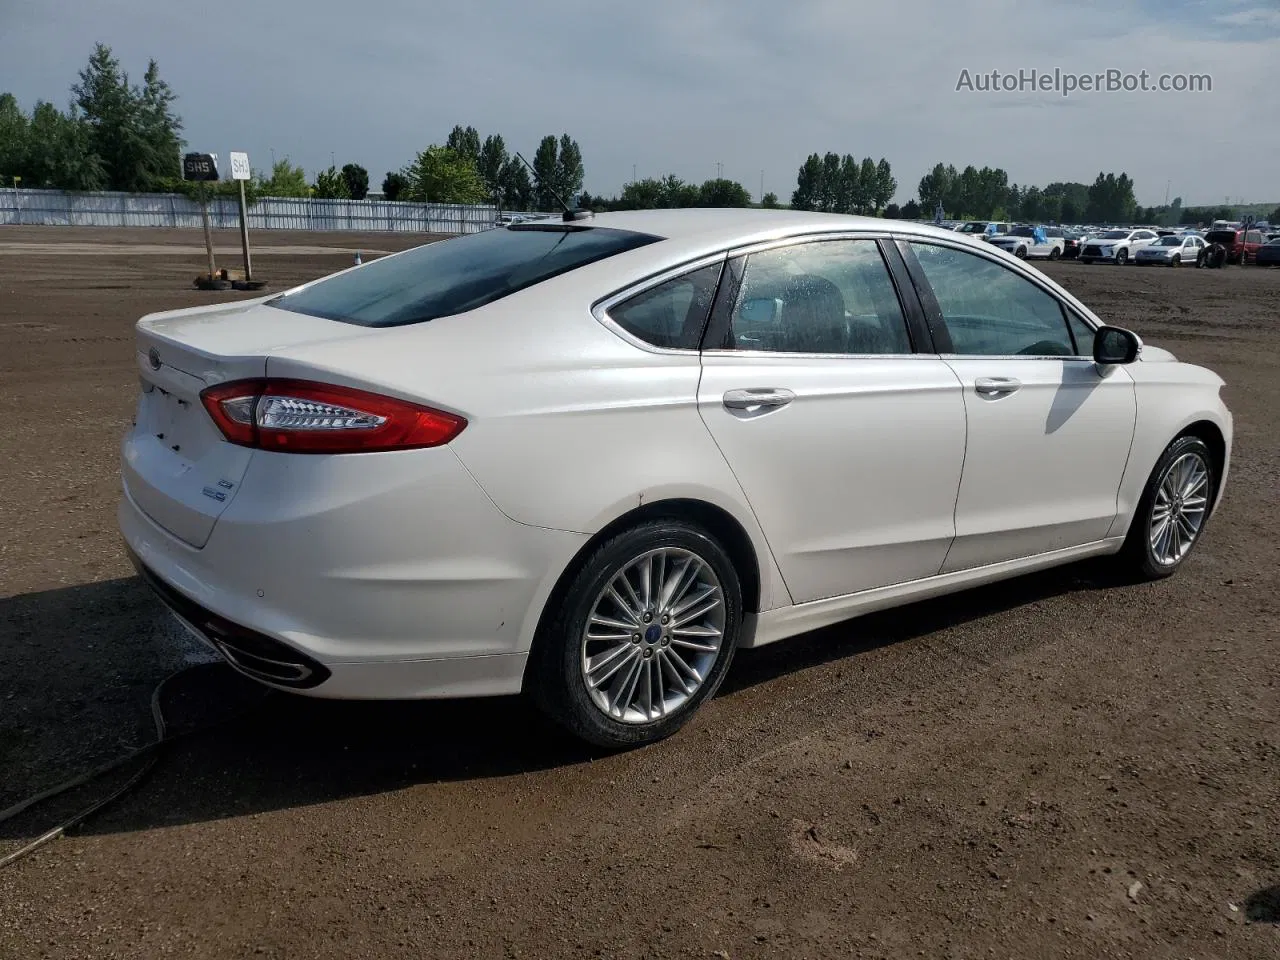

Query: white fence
left=0, top=189, right=528, bottom=234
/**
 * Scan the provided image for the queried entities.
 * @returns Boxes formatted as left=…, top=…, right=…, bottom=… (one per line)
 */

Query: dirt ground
left=0, top=226, right=1276, bottom=959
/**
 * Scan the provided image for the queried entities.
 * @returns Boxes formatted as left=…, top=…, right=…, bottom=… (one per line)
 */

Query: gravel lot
left=1, top=226, right=1276, bottom=959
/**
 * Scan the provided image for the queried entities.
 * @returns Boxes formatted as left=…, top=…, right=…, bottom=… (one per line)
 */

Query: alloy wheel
left=580, top=548, right=726, bottom=724
left=1149, top=451, right=1211, bottom=566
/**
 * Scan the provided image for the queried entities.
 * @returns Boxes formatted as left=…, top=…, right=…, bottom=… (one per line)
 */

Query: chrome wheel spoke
left=580, top=546, right=726, bottom=725
left=1149, top=452, right=1209, bottom=565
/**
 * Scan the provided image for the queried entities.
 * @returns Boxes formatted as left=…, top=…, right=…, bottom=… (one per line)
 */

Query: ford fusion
left=120, top=210, right=1232, bottom=747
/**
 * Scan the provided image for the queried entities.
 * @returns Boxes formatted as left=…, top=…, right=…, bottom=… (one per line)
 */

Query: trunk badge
left=148, top=347, right=162, bottom=370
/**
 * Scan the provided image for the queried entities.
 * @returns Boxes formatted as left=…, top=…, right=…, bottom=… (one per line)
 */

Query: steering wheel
left=1018, top=339, right=1072, bottom=356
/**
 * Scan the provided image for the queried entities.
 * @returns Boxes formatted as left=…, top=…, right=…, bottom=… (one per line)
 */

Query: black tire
left=1015, top=246, right=1028, bottom=259
left=1170, top=254, right=1181, bottom=267
left=1115, top=435, right=1216, bottom=582
left=527, top=519, right=743, bottom=749
left=1115, top=248, right=1129, bottom=265
left=1048, top=247, right=1061, bottom=260
left=1081, top=257, right=1094, bottom=265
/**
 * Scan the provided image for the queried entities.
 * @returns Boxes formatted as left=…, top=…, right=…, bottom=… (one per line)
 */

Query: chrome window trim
left=591, top=252, right=729, bottom=356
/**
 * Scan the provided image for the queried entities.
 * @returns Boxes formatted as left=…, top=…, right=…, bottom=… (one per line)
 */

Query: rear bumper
left=118, top=445, right=588, bottom=699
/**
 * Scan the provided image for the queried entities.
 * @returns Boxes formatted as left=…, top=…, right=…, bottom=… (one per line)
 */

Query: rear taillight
left=199, top=379, right=466, bottom=454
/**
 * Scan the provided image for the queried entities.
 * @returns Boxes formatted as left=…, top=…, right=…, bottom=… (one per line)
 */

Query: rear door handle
left=974, top=377, right=1022, bottom=397
left=722, top=388, right=795, bottom=410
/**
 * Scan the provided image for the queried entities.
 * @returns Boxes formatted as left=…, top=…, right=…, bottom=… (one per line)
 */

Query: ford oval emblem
left=148, top=347, right=161, bottom=370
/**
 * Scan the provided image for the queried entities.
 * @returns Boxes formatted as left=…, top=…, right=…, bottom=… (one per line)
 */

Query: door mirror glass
left=738, top=297, right=778, bottom=325
left=1093, top=325, right=1141, bottom=364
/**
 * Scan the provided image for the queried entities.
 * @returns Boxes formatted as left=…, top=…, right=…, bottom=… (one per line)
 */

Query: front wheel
left=1015, top=246, right=1028, bottom=259
left=1116, top=248, right=1129, bottom=265
left=1048, top=247, right=1061, bottom=260
left=528, top=520, right=743, bottom=748
left=1171, top=254, right=1181, bottom=267
left=1116, top=435, right=1216, bottom=581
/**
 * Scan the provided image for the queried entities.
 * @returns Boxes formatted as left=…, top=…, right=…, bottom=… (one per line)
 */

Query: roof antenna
left=514, top=152, right=593, bottom=222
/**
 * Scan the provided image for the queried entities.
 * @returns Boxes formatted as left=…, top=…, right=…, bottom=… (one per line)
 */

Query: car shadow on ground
left=0, top=561, right=1113, bottom=841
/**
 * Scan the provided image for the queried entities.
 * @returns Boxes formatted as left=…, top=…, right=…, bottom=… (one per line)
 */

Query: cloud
left=0, top=0, right=1274, bottom=205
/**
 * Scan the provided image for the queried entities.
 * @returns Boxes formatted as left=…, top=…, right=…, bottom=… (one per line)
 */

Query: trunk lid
left=124, top=299, right=376, bottom=548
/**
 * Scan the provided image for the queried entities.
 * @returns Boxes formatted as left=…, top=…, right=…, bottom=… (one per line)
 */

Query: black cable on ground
left=0, top=664, right=263, bottom=870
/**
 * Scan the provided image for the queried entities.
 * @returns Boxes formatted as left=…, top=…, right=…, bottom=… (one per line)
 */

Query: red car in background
left=1203, top=226, right=1266, bottom=264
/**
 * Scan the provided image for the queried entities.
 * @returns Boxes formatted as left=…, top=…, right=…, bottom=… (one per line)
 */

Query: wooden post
left=237, top=179, right=253, bottom=281
left=200, top=196, right=216, bottom=280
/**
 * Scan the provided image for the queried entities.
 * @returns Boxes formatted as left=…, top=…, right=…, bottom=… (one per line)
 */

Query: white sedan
left=1079, top=228, right=1161, bottom=264
left=1134, top=233, right=1205, bottom=267
left=120, top=209, right=1232, bottom=747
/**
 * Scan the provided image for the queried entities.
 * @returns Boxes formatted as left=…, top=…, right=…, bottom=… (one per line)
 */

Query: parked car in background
left=1058, top=228, right=1083, bottom=259
left=1080, top=228, right=1160, bottom=265
left=1203, top=227, right=1265, bottom=265
left=1254, top=236, right=1280, bottom=266
left=987, top=225, right=1065, bottom=260
left=1135, top=233, right=1205, bottom=267
left=955, top=221, right=1013, bottom=241
left=117, top=209, right=1233, bottom=747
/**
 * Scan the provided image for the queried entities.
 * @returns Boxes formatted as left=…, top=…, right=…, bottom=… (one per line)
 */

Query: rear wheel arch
left=523, top=499, right=762, bottom=690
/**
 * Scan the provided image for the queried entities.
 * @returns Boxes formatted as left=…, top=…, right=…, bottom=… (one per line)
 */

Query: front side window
left=606, top=262, right=722, bottom=349
left=909, top=242, right=1077, bottom=357
left=270, top=225, right=662, bottom=327
left=726, top=239, right=912, bottom=355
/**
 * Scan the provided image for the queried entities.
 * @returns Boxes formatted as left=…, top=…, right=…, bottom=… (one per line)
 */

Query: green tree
left=445, top=125, right=481, bottom=165
left=836, top=154, right=859, bottom=214
left=761, top=191, right=780, bottom=208
left=72, top=44, right=182, bottom=191
left=381, top=171, right=407, bottom=201
left=855, top=157, right=877, bottom=213
left=1270, top=205, right=1280, bottom=224
left=477, top=134, right=507, bottom=197
left=0, top=93, right=29, bottom=180
left=402, top=145, right=489, bottom=203
left=25, top=101, right=105, bottom=190
left=1085, top=172, right=1137, bottom=223
left=697, top=177, right=752, bottom=207
left=917, top=163, right=956, bottom=218
left=555, top=134, right=584, bottom=206
left=901, top=199, right=921, bottom=219
left=340, top=163, right=368, bottom=200
left=873, top=159, right=897, bottom=213
left=256, top=158, right=310, bottom=197
left=531, top=135, right=559, bottom=208
left=313, top=165, right=350, bottom=199
left=498, top=156, right=533, bottom=210
left=791, top=153, right=822, bottom=210
left=885, top=202, right=901, bottom=219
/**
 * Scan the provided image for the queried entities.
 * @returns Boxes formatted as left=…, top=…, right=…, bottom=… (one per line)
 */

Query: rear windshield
left=1205, top=230, right=1238, bottom=244
left=269, top=225, right=662, bottom=327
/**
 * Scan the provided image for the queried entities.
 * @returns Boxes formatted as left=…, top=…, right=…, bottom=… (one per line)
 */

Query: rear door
left=696, top=235, right=966, bottom=604
left=900, top=238, right=1136, bottom=570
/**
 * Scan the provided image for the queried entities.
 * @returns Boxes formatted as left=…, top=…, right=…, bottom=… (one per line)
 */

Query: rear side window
left=607, top=263, right=723, bottom=350
left=269, top=225, right=662, bottom=327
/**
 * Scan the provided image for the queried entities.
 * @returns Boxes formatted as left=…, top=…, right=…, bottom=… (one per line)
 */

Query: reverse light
left=200, top=379, right=466, bottom=454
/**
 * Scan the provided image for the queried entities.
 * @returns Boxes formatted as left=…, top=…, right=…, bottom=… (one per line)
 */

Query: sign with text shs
left=229, top=152, right=251, bottom=181
left=182, top=153, right=219, bottom=181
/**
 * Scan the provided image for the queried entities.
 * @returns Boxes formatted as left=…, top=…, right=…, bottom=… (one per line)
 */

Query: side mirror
left=738, top=297, right=778, bottom=324
left=1093, top=325, right=1142, bottom=365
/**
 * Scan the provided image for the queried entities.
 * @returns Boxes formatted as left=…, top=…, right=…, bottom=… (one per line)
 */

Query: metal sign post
left=182, top=152, right=220, bottom=280
left=229, top=152, right=252, bottom=281
left=1242, top=214, right=1255, bottom=267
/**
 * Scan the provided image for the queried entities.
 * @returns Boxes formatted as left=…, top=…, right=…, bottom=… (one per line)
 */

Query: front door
left=904, top=240, right=1137, bottom=571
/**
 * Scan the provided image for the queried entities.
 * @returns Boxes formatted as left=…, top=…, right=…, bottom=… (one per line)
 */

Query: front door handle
left=974, top=377, right=1022, bottom=397
left=722, top=388, right=795, bottom=411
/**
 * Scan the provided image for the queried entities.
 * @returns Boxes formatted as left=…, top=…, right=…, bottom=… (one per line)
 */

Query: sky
left=1, top=0, right=1277, bottom=207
